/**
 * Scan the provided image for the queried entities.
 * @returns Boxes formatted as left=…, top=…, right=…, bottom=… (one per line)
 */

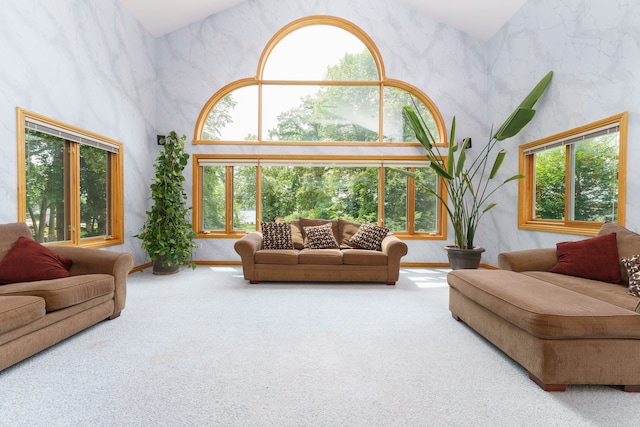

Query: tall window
left=518, top=112, right=627, bottom=235
left=17, top=108, right=124, bottom=247
left=193, top=16, right=447, bottom=238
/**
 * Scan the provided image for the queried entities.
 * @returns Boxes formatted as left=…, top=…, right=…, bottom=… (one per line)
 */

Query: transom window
left=518, top=112, right=627, bottom=235
left=17, top=108, right=124, bottom=247
left=192, top=16, right=448, bottom=238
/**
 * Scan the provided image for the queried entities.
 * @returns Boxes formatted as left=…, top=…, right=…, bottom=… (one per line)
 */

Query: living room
left=1, top=0, right=639, bottom=425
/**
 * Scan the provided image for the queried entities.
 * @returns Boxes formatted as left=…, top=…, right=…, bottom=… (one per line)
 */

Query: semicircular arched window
left=195, top=17, right=444, bottom=145
left=192, top=16, right=449, bottom=241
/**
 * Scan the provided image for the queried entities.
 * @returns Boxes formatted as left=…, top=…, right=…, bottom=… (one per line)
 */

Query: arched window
left=192, top=16, right=448, bottom=238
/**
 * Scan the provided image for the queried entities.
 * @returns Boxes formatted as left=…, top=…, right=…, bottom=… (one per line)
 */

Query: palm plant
left=397, top=71, right=553, bottom=250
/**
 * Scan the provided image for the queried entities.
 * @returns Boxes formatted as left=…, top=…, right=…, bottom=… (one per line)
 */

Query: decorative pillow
left=620, top=254, right=640, bottom=297
left=349, top=222, right=390, bottom=251
left=261, top=222, right=294, bottom=250
left=549, top=233, right=621, bottom=283
left=303, top=223, right=339, bottom=249
left=289, top=220, right=304, bottom=249
left=627, top=272, right=640, bottom=297
left=0, top=236, right=72, bottom=284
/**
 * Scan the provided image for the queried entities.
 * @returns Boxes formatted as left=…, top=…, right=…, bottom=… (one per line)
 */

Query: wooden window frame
left=16, top=107, right=125, bottom=248
left=518, top=112, right=627, bottom=236
left=193, top=154, right=447, bottom=240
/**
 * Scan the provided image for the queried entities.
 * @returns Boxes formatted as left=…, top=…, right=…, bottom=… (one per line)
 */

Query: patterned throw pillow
left=620, top=254, right=640, bottom=297
left=261, top=222, right=294, bottom=250
left=303, top=223, right=339, bottom=249
left=349, top=222, right=390, bottom=251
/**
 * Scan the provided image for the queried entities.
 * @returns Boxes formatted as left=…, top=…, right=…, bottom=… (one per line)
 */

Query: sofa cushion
left=549, top=233, right=620, bottom=283
left=349, top=223, right=389, bottom=251
left=254, top=249, right=299, bottom=265
left=298, top=249, right=343, bottom=265
left=342, top=249, right=387, bottom=266
left=523, top=271, right=640, bottom=313
left=338, top=219, right=361, bottom=249
left=0, top=274, right=114, bottom=312
left=448, top=270, right=640, bottom=339
left=289, top=220, right=304, bottom=249
left=0, top=295, right=46, bottom=335
left=597, top=222, right=640, bottom=283
left=0, top=237, right=73, bottom=284
left=303, top=223, right=339, bottom=249
left=261, top=222, right=294, bottom=250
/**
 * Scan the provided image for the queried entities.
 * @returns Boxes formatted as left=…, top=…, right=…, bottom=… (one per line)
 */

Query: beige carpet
left=0, top=267, right=635, bottom=426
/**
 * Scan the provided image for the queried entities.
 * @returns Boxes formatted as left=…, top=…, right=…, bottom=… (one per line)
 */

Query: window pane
left=233, top=166, right=257, bottom=231
left=80, top=145, right=109, bottom=238
left=383, top=88, right=439, bottom=143
left=25, top=130, right=69, bottom=243
left=384, top=168, right=407, bottom=232
left=203, top=86, right=258, bottom=141
left=263, top=25, right=378, bottom=81
left=202, top=166, right=226, bottom=230
left=571, top=133, right=619, bottom=222
left=261, top=166, right=378, bottom=222
left=414, top=168, right=438, bottom=232
left=534, top=146, right=565, bottom=220
left=263, top=85, right=380, bottom=142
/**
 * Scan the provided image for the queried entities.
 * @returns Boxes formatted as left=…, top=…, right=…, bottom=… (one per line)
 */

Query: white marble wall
left=482, top=0, right=640, bottom=265
left=0, top=0, right=157, bottom=265
left=156, top=0, right=489, bottom=264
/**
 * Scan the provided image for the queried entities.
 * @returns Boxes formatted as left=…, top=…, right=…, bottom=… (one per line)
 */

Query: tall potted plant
left=135, top=131, right=197, bottom=274
left=397, top=71, right=553, bottom=269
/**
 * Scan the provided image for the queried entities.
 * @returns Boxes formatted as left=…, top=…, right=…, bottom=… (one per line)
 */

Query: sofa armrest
left=50, top=246, right=134, bottom=317
left=498, top=248, right=558, bottom=272
left=381, top=235, right=408, bottom=282
left=234, top=232, right=263, bottom=281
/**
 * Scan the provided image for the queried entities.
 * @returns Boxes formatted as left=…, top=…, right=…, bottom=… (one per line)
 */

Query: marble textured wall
left=0, top=0, right=157, bottom=265
left=482, top=0, right=640, bottom=265
left=156, top=0, right=488, bottom=264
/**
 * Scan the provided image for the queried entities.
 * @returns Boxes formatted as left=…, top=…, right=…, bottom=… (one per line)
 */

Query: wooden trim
left=518, top=112, right=627, bottom=236
left=16, top=107, right=125, bottom=247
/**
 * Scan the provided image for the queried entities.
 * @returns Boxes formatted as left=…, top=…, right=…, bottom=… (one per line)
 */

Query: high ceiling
left=120, top=0, right=529, bottom=41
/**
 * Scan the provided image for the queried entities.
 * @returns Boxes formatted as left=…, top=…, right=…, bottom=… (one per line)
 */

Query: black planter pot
left=152, top=257, right=180, bottom=275
left=444, top=246, right=485, bottom=270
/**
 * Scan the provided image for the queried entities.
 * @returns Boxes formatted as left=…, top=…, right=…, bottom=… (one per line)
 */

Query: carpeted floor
left=0, top=267, right=635, bottom=426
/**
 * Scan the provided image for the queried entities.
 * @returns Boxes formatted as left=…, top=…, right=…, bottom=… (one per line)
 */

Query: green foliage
left=395, top=71, right=553, bottom=249
left=135, top=131, right=197, bottom=268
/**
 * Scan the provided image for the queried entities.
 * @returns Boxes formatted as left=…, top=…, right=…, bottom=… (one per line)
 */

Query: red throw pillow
left=0, top=236, right=72, bottom=284
left=550, top=233, right=620, bottom=283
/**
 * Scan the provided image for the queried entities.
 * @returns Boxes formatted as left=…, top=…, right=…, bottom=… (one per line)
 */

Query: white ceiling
left=120, top=0, right=529, bottom=41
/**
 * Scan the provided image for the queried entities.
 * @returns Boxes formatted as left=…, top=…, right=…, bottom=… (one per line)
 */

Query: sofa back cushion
left=0, top=222, right=32, bottom=261
left=597, top=222, right=640, bottom=283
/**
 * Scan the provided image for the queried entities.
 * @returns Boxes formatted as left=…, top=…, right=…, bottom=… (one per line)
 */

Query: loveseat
left=0, top=222, right=134, bottom=371
left=447, top=222, right=640, bottom=391
left=234, top=218, right=408, bottom=285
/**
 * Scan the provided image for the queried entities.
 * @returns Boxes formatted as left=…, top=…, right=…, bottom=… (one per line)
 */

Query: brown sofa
left=234, top=218, right=408, bottom=285
left=0, top=222, right=134, bottom=371
left=447, top=222, right=640, bottom=391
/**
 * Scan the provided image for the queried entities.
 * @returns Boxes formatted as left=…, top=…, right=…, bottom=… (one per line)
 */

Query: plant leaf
left=430, top=160, right=454, bottom=180
left=493, top=71, right=553, bottom=140
left=482, top=203, right=497, bottom=213
left=403, top=106, right=433, bottom=149
left=489, top=149, right=506, bottom=179
left=503, top=174, right=525, bottom=184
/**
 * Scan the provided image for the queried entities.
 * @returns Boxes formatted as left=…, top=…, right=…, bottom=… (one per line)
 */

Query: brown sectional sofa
left=447, top=222, right=640, bottom=391
left=234, top=218, right=408, bottom=284
left=0, top=222, right=134, bottom=371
